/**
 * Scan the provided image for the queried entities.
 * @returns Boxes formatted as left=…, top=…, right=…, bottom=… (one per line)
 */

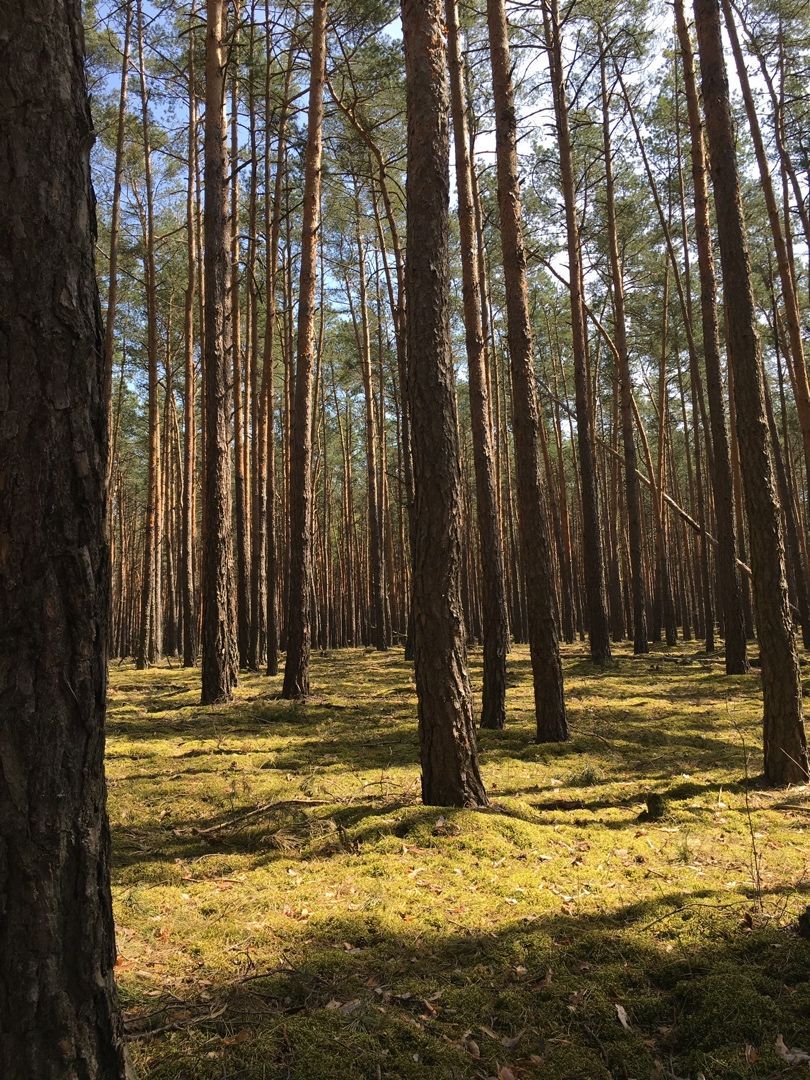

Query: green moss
left=108, top=644, right=810, bottom=1078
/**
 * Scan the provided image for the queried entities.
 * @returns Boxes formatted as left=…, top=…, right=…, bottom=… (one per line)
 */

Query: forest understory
left=110, top=645, right=810, bottom=1080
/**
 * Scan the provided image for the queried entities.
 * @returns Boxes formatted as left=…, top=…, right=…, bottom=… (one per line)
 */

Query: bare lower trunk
left=201, top=0, right=238, bottom=704
left=283, top=0, right=327, bottom=699
left=487, top=0, right=566, bottom=741
left=694, top=0, right=808, bottom=785
left=0, top=2, right=129, bottom=1072
left=675, top=0, right=748, bottom=673
left=447, top=0, right=508, bottom=729
left=402, top=0, right=488, bottom=805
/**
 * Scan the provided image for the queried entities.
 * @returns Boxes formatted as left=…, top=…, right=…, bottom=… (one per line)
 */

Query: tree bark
left=402, top=0, right=488, bottom=805
left=719, top=0, right=810, bottom=513
left=103, top=0, right=133, bottom=497
left=599, top=44, right=648, bottom=654
left=352, top=180, right=388, bottom=651
left=135, top=0, right=162, bottom=667
left=182, top=9, right=198, bottom=667
left=447, top=0, right=509, bottom=728
left=230, top=20, right=251, bottom=667
left=694, top=0, right=808, bottom=785
left=543, top=0, right=612, bottom=664
left=283, top=0, right=328, bottom=699
left=201, top=0, right=238, bottom=704
left=0, top=2, right=130, bottom=1073
left=487, top=0, right=567, bottom=741
left=675, top=0, right=748, bottom=673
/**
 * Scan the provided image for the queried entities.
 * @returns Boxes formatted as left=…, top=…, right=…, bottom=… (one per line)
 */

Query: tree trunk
left=599, top=44, right=648, bottom=654
left=201, top=0, right=238, bottom=704
left=447, top=0, right=509, bottom=728
left=694, top=0, right=808, bottom=785
left=282, top=0, right=327, bottom=699
left=182, top=8, right=198, bottom=667
left=543, top=0, right=611, bottom=664
left=230, top=25, right=251, bottom=667
left=487, top=0, right=567, bottom=740
left=0, top=2, right=130, bottom=1072
left=351, top=180, right=388, bottom=651
left=675, top=0, right=748, bottom=672
left=103, top=0, right=133, bottom=497
left=719, top=0, right=810, bottom=513
left=402, top=0, right=488, bottom=805
left=135, top=0, right=162, bottom=668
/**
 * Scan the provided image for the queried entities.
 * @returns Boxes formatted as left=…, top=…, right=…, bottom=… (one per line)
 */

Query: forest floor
left=108, top=644, right=810, bottom=1080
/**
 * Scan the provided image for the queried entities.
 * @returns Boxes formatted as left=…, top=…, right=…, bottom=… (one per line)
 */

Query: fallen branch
left=190, top=798, right=331, bottom=836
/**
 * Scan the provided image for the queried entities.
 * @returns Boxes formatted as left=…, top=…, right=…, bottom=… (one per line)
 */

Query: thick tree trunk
left=675, top=0, right=748, bottom=673
left=402, top=0, right=488, bottom=805
left=719, top=0, right=810, bottom=509
left=283, top=0, right=327, bottom=699
left=0, top=2, right=130, bottom=1073
left=201, top=0, right=238, bottom=704
left=694, top=0, right=808, bottom=785
left=487, top=0, right=567, bottom=740
left=447, top=0, right=509, bottom=728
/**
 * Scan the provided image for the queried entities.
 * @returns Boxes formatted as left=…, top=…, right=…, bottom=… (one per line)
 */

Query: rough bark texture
left=402, top=0, right=489, bottom=805
left=0, top=2, right=130, bottom=1074
left=447, top=0, right=509, bottom=729
left=487, top=0, right=567, bottom=741
left=719, top=0, right=810, bottom=508
left=283, top=0, right=327, bottom=699
left=201, top=0, right=239, bottom=704
left=675, top=0, right=748, bottom=674
left=694, top=0, right=808, bottom=785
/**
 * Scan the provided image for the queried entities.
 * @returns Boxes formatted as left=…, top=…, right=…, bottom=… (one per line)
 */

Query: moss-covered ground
left=108, top=644, right=810, bottom=1079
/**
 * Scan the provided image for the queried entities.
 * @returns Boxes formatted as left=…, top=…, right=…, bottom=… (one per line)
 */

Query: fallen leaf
left=775, top=1034, right=810, bottom=1065
left=463, top=1037, right=480, bottom=1059
left=615, top=1003, right=631, bottom=1030
left=501, top=1029, right=524, bottom=1050
left=222, top=1028, right=251, bottom=1046
left=744, top=1044, right=759, bottom=1065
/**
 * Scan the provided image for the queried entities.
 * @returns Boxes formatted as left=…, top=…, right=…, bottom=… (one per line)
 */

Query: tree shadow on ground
left=123, top=890, right=810, bottom=1080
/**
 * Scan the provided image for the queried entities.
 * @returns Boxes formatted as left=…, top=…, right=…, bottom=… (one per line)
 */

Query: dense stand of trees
left=82, top=0, right=810, bottom=791
left=2, top=0, right=810, bottom=1064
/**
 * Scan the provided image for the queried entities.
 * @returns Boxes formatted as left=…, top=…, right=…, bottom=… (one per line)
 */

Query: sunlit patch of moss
left=108, top=644, right=810, bottom=1078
